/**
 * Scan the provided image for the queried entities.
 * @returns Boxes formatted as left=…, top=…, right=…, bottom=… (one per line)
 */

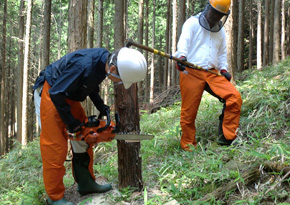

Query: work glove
left=220, top=70, right=231, bottom=81
left=67, top=119, right=82, bottom=133
left=98, top=105, right=110, bottom=119
left=176, top=56, right=187, bottom=72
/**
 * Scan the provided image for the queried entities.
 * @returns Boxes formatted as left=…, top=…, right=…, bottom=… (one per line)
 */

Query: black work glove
left=176, top=56, right=187, bottom=71
left=67, top=119, right=82, bottom=133
left=220, top=70, right=231, bottom=81
left=98, top=105, right=110, bottom=119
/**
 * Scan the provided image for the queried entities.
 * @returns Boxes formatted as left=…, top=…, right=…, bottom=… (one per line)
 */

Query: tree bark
left=263, top=0, right=270, bottom=66
left=237, top=0, right=244, bottom=71
left=248, top=0, right=253, bottom=70
left=144, top=0, right=149, bottom=102
left=0, top=0, right=8, bottom=155
left=137, top=0, right=144, bottom=97
left=22, top=0, right=33, bottom=146
left=164, top=0, right=171, bottom=91
left=177, top=0, right=186, bottom=39
left=281, top=0, right=286, bottom=60
left=96, top=0, right=103, bottom=48
left=149, top=0, right=156, bottom=104
left=114, top=0, right=143, bottom=191
left=171, top=0, right=177, bottom=87
left=68, top=0, right=87, bottom=52
left=257, top=0, right=262, bottom=70
left=42, top=0, right=51, bottom=68
left=86, top=0, right=95, bottom=115
left=273, top=0, right=281, bottom=64
left=17, top=0, right=25, bottom=144
left=269, top=0, right=275, bottom=63
left=87, top=0, right=94, bottom=49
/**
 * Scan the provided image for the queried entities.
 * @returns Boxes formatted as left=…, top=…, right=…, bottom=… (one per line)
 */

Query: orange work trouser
left=40, top=81, right=95, bottom=201
left=179, top=68, right=242, bottom=150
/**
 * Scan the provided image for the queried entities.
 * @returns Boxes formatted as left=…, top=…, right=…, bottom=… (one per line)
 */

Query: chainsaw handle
left=97, top=108, right=111, bottom=132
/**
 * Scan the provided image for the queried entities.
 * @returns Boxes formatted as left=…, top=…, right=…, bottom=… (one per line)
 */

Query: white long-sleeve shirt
left=175, top=14, right=228, bottom=71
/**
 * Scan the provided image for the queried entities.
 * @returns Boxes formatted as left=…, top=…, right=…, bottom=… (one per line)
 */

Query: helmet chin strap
left=107, top=70, right=121, bottom=80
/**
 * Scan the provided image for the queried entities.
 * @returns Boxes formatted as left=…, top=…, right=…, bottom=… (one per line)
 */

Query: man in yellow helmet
left=175, top=0, right=242, bottom=151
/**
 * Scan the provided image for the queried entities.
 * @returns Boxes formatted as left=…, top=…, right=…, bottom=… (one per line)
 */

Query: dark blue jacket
left=33, top=48, right=109, bottom=126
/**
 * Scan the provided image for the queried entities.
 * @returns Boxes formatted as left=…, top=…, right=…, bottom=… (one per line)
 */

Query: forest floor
left=1, top=57, right=290, bottom=205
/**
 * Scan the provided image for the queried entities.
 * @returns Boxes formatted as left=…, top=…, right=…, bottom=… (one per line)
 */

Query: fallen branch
left=263, top=162, right=290, bottom=195
left=263, top=162, right=290, bottom=175
left=265, top=170, right=290, bottom=195
left=195, top=167, right=260, bottom=203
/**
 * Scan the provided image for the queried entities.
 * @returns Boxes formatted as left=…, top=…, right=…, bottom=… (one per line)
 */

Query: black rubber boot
left=204, top=84, right=234, bottom=146
left=72, top=152, right=112, bottom=196
left=47, top=197, right=74, bottom=205
left=217, top=134, right=233, bottom=146
left=217, top=107, right=233, bottom=146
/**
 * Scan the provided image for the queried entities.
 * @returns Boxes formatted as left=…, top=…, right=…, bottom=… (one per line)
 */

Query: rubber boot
left=217, top=106, right=233, bottom=146
left=47, top=197, right=74, bottom=205
left=72, top=152, right=112, bottom=196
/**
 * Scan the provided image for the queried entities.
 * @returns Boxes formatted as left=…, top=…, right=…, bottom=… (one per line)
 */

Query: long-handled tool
left=125, top=39, right=221, bottom=76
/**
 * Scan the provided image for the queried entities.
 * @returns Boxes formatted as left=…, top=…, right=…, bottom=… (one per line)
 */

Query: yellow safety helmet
left=209, top=0, right=231, bottom=15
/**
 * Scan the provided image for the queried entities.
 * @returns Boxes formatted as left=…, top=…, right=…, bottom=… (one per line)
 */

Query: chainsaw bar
left=114, top=134, right=154, bottom=141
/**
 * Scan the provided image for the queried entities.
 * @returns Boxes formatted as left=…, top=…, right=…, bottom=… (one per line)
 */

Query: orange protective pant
left=40, top=81, right=95, bottom=201
left=179, top=69, right=242, bottom=150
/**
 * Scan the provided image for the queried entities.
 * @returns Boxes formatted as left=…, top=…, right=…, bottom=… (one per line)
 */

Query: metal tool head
left=125, top=39, right=134, bottom=48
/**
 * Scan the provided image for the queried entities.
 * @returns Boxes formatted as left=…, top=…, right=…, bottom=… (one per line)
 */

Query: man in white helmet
left=175, top=0, right=242, bottom=151
left=33, top=47, right=147, bottom=205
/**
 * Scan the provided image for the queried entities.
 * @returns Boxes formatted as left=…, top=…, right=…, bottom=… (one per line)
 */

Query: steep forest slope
left=0, top=57, right=289, bottom=204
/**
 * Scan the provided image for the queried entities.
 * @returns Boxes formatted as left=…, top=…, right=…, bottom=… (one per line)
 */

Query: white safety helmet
left=116, top=47, right=147, bottom=89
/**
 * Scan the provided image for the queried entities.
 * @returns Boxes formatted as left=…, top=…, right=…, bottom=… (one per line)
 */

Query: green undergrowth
left=0, top=57, right=290, bottom=204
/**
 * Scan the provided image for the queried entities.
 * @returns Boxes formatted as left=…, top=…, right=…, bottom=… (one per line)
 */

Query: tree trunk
left=144, top=0, right=149, bottom=102
left=0, top=0, right=8, bottom=155
left=248, top=0, right=253, bottom=70
left=68, top=0, right=87, bottom=52
left=87, top=0, right=94, bottom=49
left=96, top=0, right=103, bottom=48
left=58, top=0, right=62, bottom=59
left=17, top=0, right=25, bottom=143
left=42, top=0, right=51, bottom=68
left=225, top=1, right=237, bottom=78
left=263, top=0, right=270, bottom=66
left=287, top=7, right=290, bottom=55
left=164, top=0, right=170, bottom=91
left=87, top=0, right=95, bottom=115
left=22, top=0, right=33, bottom=146
left=237, top=0, right=244, bottom=71
left=137, top=0, right=144, bottom=97
left=257, top=0, right=262, bottom=70
left=273, top=0, right=281, bottom=64
left=269, top=0, right=275, bottom=64
left=158, top=36, right=163, bottom=92
left=114, top=0, right=143, bottom=191
left=171, top=0, right=177, bottom=87
left=177, top=0, right=186, bottom=39
left=281, top=0, right=286, bottom=60
left=149, top=0, right=156, bottom=104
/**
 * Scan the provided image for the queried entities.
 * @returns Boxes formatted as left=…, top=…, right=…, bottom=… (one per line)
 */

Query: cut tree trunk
left=117, top=141, right=143, bottom=190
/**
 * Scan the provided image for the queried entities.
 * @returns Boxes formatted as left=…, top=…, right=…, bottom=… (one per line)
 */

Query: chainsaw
left=67, top=109, right=154, bottom=144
